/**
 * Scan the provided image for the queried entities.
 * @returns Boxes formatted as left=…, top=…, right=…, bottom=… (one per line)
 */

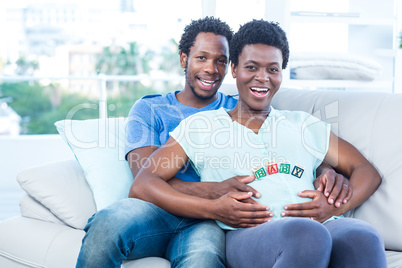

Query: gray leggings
left=226, top=218, right=386, bottom=268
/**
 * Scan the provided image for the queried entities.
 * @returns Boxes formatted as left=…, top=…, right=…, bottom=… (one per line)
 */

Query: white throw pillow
left=54, top=117, right=133, bottom=211
left=17, top=159, right=96, bottom=229
left=19, top=194, right=67, bottom=226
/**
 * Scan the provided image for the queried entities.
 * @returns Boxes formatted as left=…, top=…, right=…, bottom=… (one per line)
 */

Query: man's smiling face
left=181, top=32, right=229, bottom=101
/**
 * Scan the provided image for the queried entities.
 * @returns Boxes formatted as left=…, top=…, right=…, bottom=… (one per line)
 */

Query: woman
left=132, top=20, right=386, bottom=267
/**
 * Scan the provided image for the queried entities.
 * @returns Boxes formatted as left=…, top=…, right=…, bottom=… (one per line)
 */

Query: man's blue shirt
left=126, top=90, right=238, bottom=182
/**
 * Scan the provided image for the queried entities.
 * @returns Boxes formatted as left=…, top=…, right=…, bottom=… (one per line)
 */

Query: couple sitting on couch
left=76, top=17, right=386, bottom=267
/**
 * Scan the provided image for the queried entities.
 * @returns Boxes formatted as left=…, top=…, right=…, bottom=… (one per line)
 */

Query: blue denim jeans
left=76, top=198, right=226, bottom=268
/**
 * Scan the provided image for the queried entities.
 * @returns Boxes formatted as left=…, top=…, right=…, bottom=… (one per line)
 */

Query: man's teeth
left=251, top=87, right=269, bottom=92
left=200, top=78, right=215, bottom=85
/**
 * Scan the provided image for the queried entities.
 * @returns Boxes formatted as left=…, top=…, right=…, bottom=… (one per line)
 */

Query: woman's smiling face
left=231, top=44, right=283, bottom=112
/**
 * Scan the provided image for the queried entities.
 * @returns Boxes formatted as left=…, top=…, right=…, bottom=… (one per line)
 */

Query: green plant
left=400, top=34, right=402, bottom=49
left=0, top=82, right=98, bottom=134
left=0, top=81, right=168, bottom=134
left=400, top=32, right=402, bottom=49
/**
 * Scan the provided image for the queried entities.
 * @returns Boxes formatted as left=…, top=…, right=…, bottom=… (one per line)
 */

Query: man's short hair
left=179, top=16, right=233, bottom=56
left=229, top=19, right=289, bottom=69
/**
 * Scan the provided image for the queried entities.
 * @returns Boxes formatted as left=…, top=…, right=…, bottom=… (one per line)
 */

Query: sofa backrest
left=272, top=88, right=402, bottom=251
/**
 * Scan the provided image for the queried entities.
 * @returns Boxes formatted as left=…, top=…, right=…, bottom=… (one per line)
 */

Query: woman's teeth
left=251, top=87, right=269, bottom=92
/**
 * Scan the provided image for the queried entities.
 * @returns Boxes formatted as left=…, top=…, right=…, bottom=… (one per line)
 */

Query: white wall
left=395, top=50, right=402, bottom=93
left=0, top=135, right=75, bottom=220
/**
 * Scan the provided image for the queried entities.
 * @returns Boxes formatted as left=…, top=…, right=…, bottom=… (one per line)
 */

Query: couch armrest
left=0, top=217, right=84, bottom=268
left=0, top=217, right=171, bottom=268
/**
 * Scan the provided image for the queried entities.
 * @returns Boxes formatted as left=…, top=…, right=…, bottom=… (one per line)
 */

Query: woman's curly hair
left=229, top=19, right=289, bottom=69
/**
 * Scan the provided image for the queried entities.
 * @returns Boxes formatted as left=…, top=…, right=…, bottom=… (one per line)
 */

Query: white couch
left=0, top=88, right=401, bottom=267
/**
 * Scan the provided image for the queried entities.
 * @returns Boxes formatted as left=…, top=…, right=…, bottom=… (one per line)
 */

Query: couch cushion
left=0, top=217, right=171, bottom=268
left=54, top=118, right=134, bottom=211
left=386, top=251, right=402, bottom=268
left=19, top=194, right=66, bottom=226
left=122, top=257, right=170, bottom=268
left=17, top=159, right=96, bottom=229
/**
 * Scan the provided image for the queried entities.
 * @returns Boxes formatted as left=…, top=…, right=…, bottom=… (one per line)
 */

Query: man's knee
left=169, top=221, right=226, bottom=268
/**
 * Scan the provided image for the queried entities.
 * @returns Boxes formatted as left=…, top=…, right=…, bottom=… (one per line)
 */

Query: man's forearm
left=168, top=178, right=220, bottom=199
left=334, top=164, right=381, bottom=215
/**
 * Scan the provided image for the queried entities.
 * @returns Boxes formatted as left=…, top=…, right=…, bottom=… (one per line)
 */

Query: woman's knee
left=350, top=224, right=383, bottom=248
left=226, top=219, right=332, bottom=268
left=325, top=218, right=386, bottom=267
left=327, top=218, right=384, bottom=248
left=279, top=218, right=332, bottom=244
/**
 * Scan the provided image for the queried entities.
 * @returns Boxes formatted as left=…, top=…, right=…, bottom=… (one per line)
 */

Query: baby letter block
left=291, top=165, right=304, bottom=178
left=279, top=163, right=291, bottom=174
left=265, top=161, right=279, bottom=175
left=251, top=165, right=267, bottom=180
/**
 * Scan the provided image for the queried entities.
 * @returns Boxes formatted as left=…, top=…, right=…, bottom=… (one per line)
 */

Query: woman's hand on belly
left=280, top=190, right=340, bottom=223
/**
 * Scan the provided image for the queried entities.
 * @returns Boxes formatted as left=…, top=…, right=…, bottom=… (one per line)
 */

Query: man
left=76, top=17, right=350, bottom=268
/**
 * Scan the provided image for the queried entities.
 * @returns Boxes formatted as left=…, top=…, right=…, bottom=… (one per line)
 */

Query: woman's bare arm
left=129, top=137, right=272, bottom=228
